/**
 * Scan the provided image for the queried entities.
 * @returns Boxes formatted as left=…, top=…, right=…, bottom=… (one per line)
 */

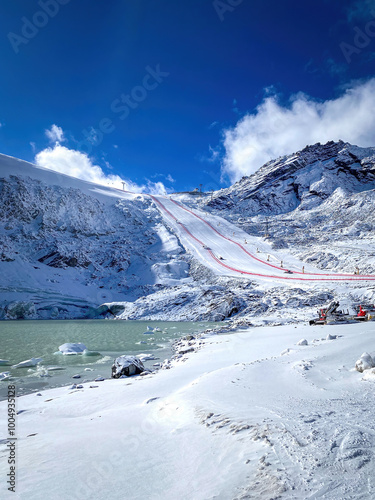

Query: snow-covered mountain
left=204, top=141, right=375, bottom=275
left=209, top=140, right=375, bottom=215
left=1, top=141, right=375, bottom=321
left=0, top=154, right=190, bottom=319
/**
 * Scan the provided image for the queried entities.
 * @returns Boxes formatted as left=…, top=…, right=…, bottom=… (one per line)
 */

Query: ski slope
left=151, top=195, right=375, bottom=283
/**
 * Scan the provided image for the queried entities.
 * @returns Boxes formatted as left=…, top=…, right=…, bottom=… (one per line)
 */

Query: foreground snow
left=1, top=321, right=375, bottom=499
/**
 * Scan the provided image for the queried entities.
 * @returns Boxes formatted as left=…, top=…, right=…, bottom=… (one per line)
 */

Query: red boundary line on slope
left=169, top=198, right=375, bottom=278
left=149, top=195, right=375, bottom=282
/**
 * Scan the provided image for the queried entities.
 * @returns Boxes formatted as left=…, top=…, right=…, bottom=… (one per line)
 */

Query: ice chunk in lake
left=0, top=372, right=11, bottom=381
left=138, top=353, right=158, bottom=361
left=0, top=360, right=10, bottom=366
left=12, top=357, right=43, bottom=368
left=59, top=343, right=87, bottom=355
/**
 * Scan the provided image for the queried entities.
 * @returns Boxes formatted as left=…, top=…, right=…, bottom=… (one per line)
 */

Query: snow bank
left=355, top=352, right=374, bottom=372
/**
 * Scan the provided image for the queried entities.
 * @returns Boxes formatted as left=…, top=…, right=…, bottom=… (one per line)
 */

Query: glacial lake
left=0, top=319, right=222, bottom=400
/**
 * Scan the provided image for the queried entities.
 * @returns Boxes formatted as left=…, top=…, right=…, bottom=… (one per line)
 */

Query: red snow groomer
left=353, top=304, right=375, bottom=321
left=310, top=301, right=375, bottom=325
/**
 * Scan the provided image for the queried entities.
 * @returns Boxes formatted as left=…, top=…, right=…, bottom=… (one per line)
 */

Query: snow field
left=1, top=320, right=375, bottom=499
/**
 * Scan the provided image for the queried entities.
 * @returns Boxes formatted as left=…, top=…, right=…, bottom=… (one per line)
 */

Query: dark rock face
left=111, top=355, right=145, bottom=378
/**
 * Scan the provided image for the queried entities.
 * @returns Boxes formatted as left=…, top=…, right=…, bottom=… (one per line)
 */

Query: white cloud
left=146, top=180, right=167, bottom=195
left=221, top=78, right=375, bottom=182
left=35, top=143, right=168, bottom=194
left=45, top=124, right=65, bottom=143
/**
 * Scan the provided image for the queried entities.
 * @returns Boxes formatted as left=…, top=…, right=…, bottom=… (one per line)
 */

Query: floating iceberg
left=58, top=343, right=87, bottom=355
left=0, top=372, right=11, bottom=381
left=12, top=357, right=43, bottom=369
left=137, top=353, right=158, bottom=361
left=0, top=360, right=10, bottom=366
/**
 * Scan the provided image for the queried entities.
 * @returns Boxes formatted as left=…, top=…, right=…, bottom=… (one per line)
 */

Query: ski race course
left=151, top=195, right=375, bottom=283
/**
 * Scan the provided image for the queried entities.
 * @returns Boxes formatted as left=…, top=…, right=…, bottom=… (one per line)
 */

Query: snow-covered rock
left=58, top=343, right=87, bottom=355
left=355, top=352, right=374, bottom=373
left=326, top=333, right=337, bottom=341
left=297, top=339, right=308, bottom=346
left=111, top=355, right=145, bottom=378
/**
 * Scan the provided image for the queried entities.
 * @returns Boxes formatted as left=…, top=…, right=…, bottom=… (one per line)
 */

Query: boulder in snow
left=111, top=355, right=145, bottom=378
left=297, top=339, right=308, bottom=346
left=326, top=334, right=337, bottom=341
left=59, top=343, right=87, bottom=355
left=355, top=352, right=374, bottom=373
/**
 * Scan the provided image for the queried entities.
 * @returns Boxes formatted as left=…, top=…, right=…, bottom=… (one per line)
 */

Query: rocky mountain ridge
left=209, top=141, right=375, bottom=215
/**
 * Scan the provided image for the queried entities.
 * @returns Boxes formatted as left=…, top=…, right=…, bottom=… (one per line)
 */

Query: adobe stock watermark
left=340, top=9, right=375, bottom=63
left=75, top=64, right=169, bottom=155
left=7, top=0, right=72, bottom=54
left=6, top=385, right=17, bottom=493
left=213, top=0, right=243, bottom=22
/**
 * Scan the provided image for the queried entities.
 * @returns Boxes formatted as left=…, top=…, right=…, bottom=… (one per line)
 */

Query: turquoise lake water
left=0, top=319, right=222, bottom=399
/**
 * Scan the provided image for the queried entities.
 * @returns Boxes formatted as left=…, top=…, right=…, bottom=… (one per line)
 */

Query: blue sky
left=1, top=0, right=375, bottom=192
